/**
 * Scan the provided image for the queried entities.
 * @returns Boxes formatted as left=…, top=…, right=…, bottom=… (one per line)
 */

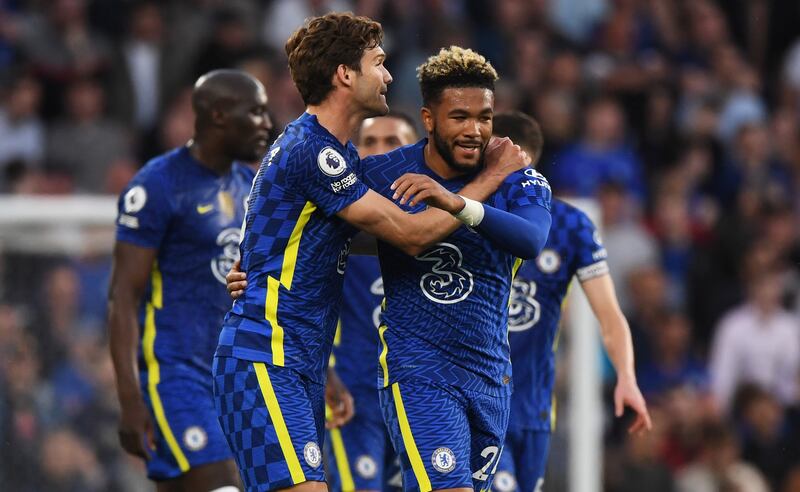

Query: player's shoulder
left=503, top=167, right=551, bottom=188
left=125, top=146, right=188, bottom=194
left=363, top=139, right=424, bottom=169
left=551, top=199, right=597, bottom=231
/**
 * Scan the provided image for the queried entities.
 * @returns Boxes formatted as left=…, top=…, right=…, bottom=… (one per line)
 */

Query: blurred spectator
left=192, top=6, right=260, bottom=80
left=0, top=73, right=44, bottom=189
left=261, top=0, right=352, bottom=52
left=550, top=97, right=645, bottom=200
left=596, top=181, right=658, bottom=313
left=605, top=405, right=675, bottom=492
left=636, top=310, right=708, bottom=399
left=39, top=428, right=108, bottom=491
left=675, top=420, right=769, bottom=492
left=734, top=384, right=800, bottom=491
left=16, top=0, right=112, bottom=116
left=625, top=264, right=669, bottom=363
left=710, top=267, right=800, bottom=413
left=46, top=78, right=133, bottom=192
left=158, top=86, right=194, bottom=152
left=0, top=336, right=55, bottom=491
left=108, top=1, right=166, bottom=133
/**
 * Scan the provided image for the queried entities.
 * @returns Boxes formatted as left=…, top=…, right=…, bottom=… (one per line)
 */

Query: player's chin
left=368, top=98, right=389, bottom=117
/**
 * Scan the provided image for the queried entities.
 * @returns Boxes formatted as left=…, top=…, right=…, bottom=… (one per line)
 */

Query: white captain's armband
left=453, top=196, right=485, bottom=227
left=576, top=261, right=609, bottom=282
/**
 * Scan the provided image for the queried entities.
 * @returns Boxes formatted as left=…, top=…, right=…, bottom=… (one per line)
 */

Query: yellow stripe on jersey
left=551, top=393, right=557, bottom=431
left=265, top=201, right=317, bottom=366
left=392, top=383, right=431, bottom=492
left=329, top=427, right=355, bottom=491
left=254, top=362, right=306, bottom=484
left=507, top=258, right=524, bottom=310
left=378, top=324, right=389, bottom=387
left=142, top=263, right=190, bottom=473
left=552, top=280, right=574, bottom=353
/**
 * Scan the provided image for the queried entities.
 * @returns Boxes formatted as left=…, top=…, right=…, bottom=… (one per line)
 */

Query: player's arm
left=325, top=366, right=355, bottom=429
left=339, top=138, right=529, bottom=256
left=581, top=274, right=652, bottom=434
left=107, top=241, right=157, bottom=459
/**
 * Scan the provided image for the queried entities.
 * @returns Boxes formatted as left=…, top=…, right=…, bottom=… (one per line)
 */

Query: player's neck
left=188, top=139, right=234, bottom=175
left=306, top=98, right=364, bottom=146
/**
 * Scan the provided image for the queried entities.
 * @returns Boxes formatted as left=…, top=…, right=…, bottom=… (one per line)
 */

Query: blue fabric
left=212, top=355, right=326, bottom=490
left=476, top=202, right=551, bottom=259
left=493, top=430, right=551, bottom=492
left=143, top=365, right=235, bottom=480
left=361, top=142, right=552, bottom=397
left=379, top=379, right=509, bottom=492
left=218, top=112, right=368, bottom=385
left=508, top=199, right=608, bottom=433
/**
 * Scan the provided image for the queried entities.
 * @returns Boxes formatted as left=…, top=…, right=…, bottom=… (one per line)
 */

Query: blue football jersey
left=362, top=140, right=552, bottom=396
left=507, top=199, right=608, bottom=432
left=216, top=113, right=369, bottom=385
left=115, top=146, right=255, bottom=372
left=333, top=255, right=384, bottom=392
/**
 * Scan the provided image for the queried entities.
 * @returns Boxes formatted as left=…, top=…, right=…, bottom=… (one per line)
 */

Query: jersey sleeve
left=289, top=140, right=369, bottom=217
left=115, top=167, right=174, bottom=249
left=571, top=209, right=609, bottom=282
left=504, top=168, right=553, bottom=212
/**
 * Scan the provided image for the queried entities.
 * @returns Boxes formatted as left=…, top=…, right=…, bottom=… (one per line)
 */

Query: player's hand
left=325, top=368, right=355, bottom=429
left=390, top=173, right=465, bottom=213
left=481, top=136, right=530, bottom=181
left=614, top=376, right=652, bottom=435
left=118, top=397, right=157, bottom=460
left=227, top=259, right=247, bottom=299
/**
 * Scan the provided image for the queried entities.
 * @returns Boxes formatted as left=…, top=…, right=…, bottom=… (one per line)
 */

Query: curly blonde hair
left=416, top=46, right=498, bottom=105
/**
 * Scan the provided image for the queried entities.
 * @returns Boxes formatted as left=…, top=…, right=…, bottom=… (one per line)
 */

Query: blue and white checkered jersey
left=216, top=112, right=369, bottom=385
left=508, top=199, right=608, bottom=431
left=362, top=140, right=552, bottom=397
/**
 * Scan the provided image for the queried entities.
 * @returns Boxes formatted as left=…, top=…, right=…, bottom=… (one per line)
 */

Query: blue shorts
left=492, top=429, right=550, bottom=492
left=326, top=388, right=398, bottom=491
left=139, top=365, right=233, bottom=480
left=212, top=355, right=326, bottom=491
left=380, top=379, right=509, bottom=491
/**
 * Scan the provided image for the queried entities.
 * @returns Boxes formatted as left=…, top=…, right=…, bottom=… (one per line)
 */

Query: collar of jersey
left=299, top=112, right=351, bottom=151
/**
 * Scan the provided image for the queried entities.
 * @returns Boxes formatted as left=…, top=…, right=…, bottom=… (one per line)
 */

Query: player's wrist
left=452, top=195, right=484, bottom=226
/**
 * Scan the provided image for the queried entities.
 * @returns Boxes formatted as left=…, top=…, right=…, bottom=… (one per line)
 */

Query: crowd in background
left=1, top=0, right=800, bottom=490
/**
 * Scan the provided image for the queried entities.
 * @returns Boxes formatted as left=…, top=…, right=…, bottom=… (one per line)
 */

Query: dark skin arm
left=107, top=241, right=157, bottom=460
left=325, top=366, right=355, bottom=428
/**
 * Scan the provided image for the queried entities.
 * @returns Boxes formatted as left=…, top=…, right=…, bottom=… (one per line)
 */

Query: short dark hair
left=417, top=46, right=498, bottom=106
left=285, top=12, right=383, bottom=106
left=384, top=111, right=419, bottom=138
left=492, top=111, right=544, bottom=164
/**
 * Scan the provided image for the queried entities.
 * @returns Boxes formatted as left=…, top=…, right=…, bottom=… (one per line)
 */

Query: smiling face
left=423, top=87, right=494, bottom=173
left=351, top=46, right=392, bottom=118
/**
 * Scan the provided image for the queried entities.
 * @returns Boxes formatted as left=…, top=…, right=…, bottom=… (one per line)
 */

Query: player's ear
left=420, top=107, right=434, bottom=134
left=334, top=64, right=354, bottom=89
left=210, top=101, right=228, bottom=126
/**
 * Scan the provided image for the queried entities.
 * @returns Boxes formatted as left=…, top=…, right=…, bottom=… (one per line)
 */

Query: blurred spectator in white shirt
left=710, top=268, right=800, bottom=413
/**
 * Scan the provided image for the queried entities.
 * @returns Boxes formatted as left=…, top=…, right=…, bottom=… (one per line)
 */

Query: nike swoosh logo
left=196, top=204, right=214, bottom=214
